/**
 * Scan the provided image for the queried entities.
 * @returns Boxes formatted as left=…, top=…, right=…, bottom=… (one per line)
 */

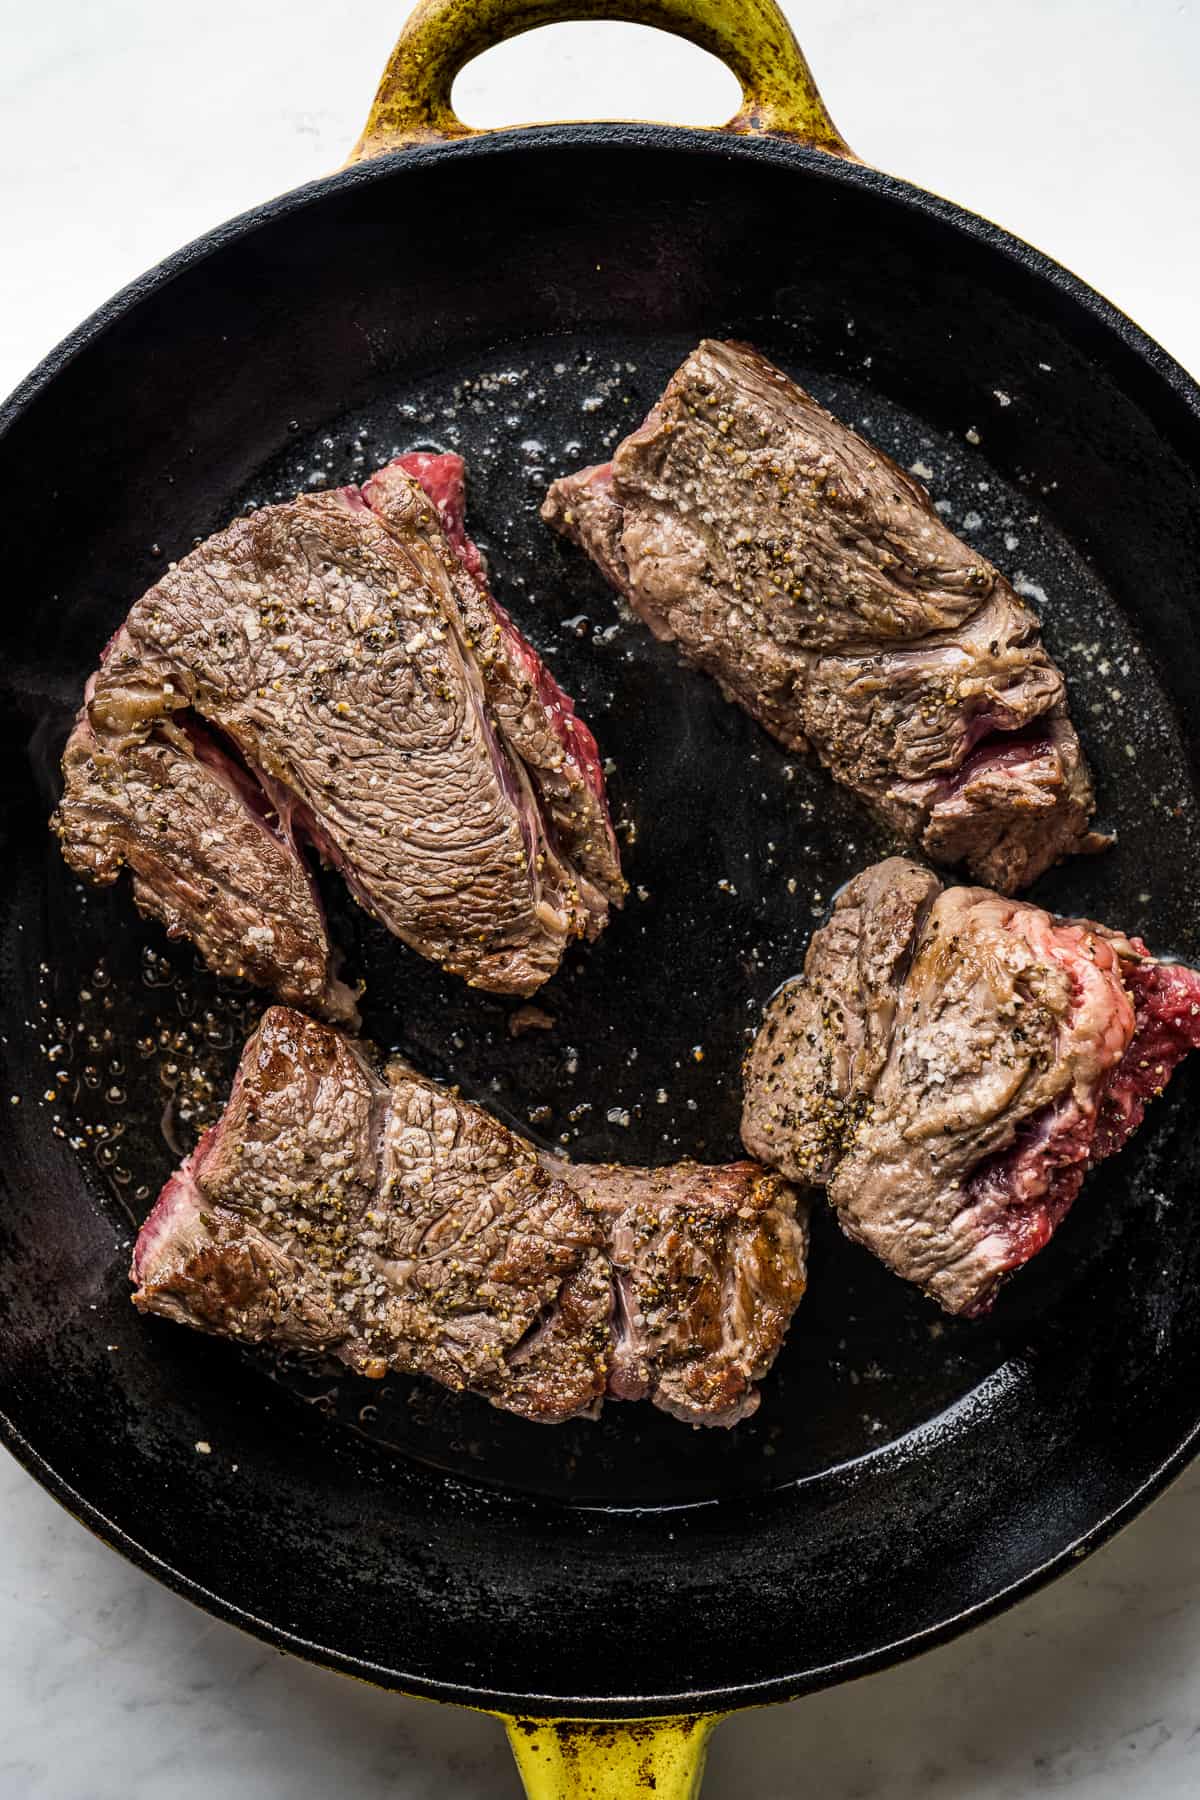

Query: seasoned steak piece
left=365, top=454, right=624, bottom=905
left=132, top=1007, right=612, bottom=1423
left=57, top=703, right=355, bottom=1022
left=543, top=1158, right=809, bottom=1427
left=742, top=857, right=943, bottom=1187
left=544, top=339, right=1100, bottom=893
left=133, top=1011, right=808, bottom=1427
left=743, top=857, right=1200, bottom=1314
left=55, top=454, right=621, bottom=1006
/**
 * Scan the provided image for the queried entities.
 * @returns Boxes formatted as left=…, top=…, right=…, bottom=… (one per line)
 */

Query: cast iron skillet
left=3, top=0, right=1200, bottom=1792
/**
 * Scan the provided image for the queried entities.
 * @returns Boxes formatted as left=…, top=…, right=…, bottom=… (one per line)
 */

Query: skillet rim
left=4, top=122, right=1200, bottom=1714
left=4, top=124, right=1200, bottom=440
left=4, top=1407, right=1197, bottom=1713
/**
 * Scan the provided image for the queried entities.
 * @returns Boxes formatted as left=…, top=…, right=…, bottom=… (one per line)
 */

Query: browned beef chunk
left=365, top=454, right=624, bottom=905
left=544, top=1158, right=808, bottom=1427
left=544, top=339, right=1101, bottom=893
left=55, top=455, right=622, bottom=1009
left=743, top=857, right=1200, bottom=1314
left=133, top=1010, right=808, bottom=1427
left=132, top=1007, right=612, bottom=1423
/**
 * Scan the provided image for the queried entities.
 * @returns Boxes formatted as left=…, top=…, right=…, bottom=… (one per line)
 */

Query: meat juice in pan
left=33, top=326, right=1200, bottom=1506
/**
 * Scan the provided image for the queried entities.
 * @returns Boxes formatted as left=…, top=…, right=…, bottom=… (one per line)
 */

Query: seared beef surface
left=55, top=455, right=621, bottom=1011
left=367, top=455, right=623, bottom=905
left=133, top=1009, right=808, bottom=1426
left=544, top=339, right=1099, bottom=894
left=58, top=705, right=353, bottom=1021
left=133, top=1007, right=612, bottom=1423
left=542, top=1158, right=809, bottom=1427
left=742, top=857, right=1200, bottom=1314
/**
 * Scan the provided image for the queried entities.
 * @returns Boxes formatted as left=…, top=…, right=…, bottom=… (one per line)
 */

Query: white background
left=3, top=2, right=1200, bottom=1794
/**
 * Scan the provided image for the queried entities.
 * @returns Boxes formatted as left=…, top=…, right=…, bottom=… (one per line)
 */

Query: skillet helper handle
left=348, top=0, right=851, bottom=160
left=502, top=1713, right=724, bottom=1798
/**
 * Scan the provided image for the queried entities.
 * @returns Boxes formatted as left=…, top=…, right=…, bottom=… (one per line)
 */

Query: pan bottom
left=28, top=325, right=1200, bottom=1510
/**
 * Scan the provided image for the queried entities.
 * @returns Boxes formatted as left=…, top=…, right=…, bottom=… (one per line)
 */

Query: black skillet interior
left=2, top=129, right=1200, bottom=1715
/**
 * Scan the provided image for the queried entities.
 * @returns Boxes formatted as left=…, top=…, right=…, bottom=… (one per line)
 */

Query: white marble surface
left=3, top=1, right=1200, bottom=1794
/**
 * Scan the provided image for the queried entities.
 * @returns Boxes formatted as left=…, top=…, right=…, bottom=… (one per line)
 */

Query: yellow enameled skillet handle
left=502, top=1713, right=725, bottom=1798
left=347, top=0, right=852, bottom=160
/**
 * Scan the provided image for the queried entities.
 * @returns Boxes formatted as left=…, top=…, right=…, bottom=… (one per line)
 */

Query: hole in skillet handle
left=451, top=22, right=742, bottom=130
left=345, top=0, right=854, bottom=163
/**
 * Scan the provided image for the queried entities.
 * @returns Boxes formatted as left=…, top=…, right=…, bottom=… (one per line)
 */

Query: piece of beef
left=133, top=1009, right=808, bottom=1426
left=742, top=857, right=1200, bottom=1314
left=543, top=1158, right=809, bottom=1427
left=741, top=857, right=944, bottom=1188
left=56, top=702, right=356, bottom=1022
left=55, top=455, right=622, bottom=1008
left=544, top=339, right=1100, bottom=893
left=132, top=1006, right=613, bottom=1422
left=365, top=454, right=624, bottom=904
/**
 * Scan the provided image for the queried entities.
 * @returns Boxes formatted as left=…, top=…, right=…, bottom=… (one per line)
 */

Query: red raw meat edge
left=941, top=721, right=1055, bottom=791
left=1094, top=955, right=1200, bottom=1156
left=130, top=1112, right=225, bottom=1286
left=963, top=932, right=1200, bottom=1312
